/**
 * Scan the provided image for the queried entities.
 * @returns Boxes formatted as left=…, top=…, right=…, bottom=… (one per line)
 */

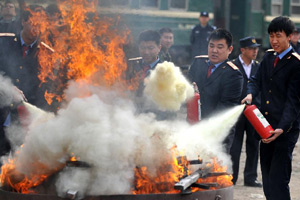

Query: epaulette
left=292, top=52, right=300, bottom=61
left=0, top=33, right=15, bottom=37
left=266, top=49, right=274, bottom=52
left=194, top=55, right=208, bottom=59
left=226, top=61, right=239, bottom=70
left=128, top=57, right=142, bottom=61
left=39, top=41, right=55, bottom=52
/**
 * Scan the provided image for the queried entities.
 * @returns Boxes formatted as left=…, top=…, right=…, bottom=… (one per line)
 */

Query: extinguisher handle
left=244, top=100, right=251, bottom=105
left=192, top=82, right=199, bottom=93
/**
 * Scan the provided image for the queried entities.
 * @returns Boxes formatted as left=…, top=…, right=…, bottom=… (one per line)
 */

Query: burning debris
left=0, top=83, right=243, bottom=196
left=0, top=0, right=244, bottom=198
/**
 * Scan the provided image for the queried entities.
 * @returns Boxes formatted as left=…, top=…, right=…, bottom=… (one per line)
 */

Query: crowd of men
left=127, top=12, right=300, bottom=200
left=0, top=2, right=300, bottom=200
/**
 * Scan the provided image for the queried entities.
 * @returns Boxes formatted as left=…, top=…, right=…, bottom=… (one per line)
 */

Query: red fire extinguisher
left=244, top=104, right=274, bottom=139
left=187, top=92, right=201, bottom=124
left=17, top=102, right=30, bottom=130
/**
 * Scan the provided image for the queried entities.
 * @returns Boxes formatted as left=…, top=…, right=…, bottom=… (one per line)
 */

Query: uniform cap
left=200, top=11, right=209, bottom=17
left=239, top=36, right=261, bottom=48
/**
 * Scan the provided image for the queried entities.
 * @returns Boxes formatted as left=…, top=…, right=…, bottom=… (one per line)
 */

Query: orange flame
left=133, top=150, right=233, bottom=194
left=27, top=0, right=132, bottom=105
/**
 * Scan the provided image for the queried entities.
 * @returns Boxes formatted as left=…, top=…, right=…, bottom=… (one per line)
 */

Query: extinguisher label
left=253, top=108, right=270, bottom=128
left=198, top=99, right=201, bottom=121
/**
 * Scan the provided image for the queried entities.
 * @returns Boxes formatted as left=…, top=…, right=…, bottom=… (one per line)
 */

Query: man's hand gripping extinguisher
left=244, top=102, right=274, bottom=139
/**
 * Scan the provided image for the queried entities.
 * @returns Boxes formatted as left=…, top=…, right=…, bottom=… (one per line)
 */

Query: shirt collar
left=277, top=45, right=292, bottom=59
left=239, top=55, right=253, bottom=66
left=208, top=60, right=225, bottom=69
left=20, top=32, right=37, bottom=48
left=146, top=58, right=160, bottom=69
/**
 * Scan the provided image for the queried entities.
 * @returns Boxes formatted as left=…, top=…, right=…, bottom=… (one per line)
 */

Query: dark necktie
left=22, top=45, right=29, bottom=58
left=207, top=65, right=214, bottom=78
left=274, top=56, right=279, bottom=67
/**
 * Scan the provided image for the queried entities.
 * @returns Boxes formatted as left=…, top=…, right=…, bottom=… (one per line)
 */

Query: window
left=291, top=0, right=300, bottom=16
left=271, top=0, right=283, bottom=15
left=140, top=0, right=159, bottom=8
left=169, top=0, right=187, bottom=10
left=99, top=0, right=130, bottom=8
left=252, top=0, right=262, bottom=11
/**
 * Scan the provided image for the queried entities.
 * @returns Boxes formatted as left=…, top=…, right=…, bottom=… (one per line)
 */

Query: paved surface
left=233, top=138, right=300, bottom=200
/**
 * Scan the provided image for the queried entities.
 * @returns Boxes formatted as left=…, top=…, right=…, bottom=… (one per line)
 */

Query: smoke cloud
left=2, top=81, right=244, bottom=197
left=0, top=74, right=22, bottom=108
left=144, top=61, right=194, bottom=111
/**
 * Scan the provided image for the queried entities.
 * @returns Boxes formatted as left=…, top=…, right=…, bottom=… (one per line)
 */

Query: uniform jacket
left=0, top=33, right=51, bottom=109
left=188, top=56, right=243, bottom=119
left=190, top=24, right=216, bottom=57
left=247, top=49, right=300, bottom=133
left=232, top=57, right=261, bottom=106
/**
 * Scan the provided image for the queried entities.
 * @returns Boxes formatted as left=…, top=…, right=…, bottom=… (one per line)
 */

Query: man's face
left=269, top=31, right=291, bottom=54
left=2, top=3, right=16, bottom=19
left=291, top=31, right=300, bottom=44
left=241, top=47, right=259, bottom=61
left=199, top=16, right=209, bottom=27
left=208, top=39, right=233, bottom=64
left=22, top=19, right=40, bottom=41
left=139, top=41, right=161, bottom=64
left=160, top=32, right=174, bottom=50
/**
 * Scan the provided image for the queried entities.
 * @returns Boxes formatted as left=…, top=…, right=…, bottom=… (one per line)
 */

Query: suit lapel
left=250, top=62, right=258, bottom=77
left=204, top=61, right=226, bottom=86
left=272, top=50, right=293, bottom=75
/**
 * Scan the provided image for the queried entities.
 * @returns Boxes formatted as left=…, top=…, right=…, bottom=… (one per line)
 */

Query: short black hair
left=268, top=16, right=295, bottom=36
left=208, top=28, right=233, bottom=47
left=138, top=30, right=161, bottom=46
left=159, top=27, right=173, bottom=35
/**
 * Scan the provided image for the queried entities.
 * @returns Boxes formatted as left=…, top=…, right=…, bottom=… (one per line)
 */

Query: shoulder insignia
left=128, top=57, right=142, bottom=61
left=292, top=52, right=300, bottom=61
left=194, top=55, right=208, bottom=59
left=40, top=41, right=55, bottom=52
left=0, top=33, right=15, bottom=37
left=266, top=49, right=274, bottom=52
left=226, top=61, right=239, bottom=70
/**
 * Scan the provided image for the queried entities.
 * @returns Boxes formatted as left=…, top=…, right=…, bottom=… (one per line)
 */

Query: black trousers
left=260, top=129, right=299, bottom=200
left=230, top=114, right=260, bottom=184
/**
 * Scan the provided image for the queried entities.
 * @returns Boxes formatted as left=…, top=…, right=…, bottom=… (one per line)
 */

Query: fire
left=27, top=0, right=132, bottom=105
left=0, top=154, right=48, bottom=194
left=133, top=148, right=233, bottom=194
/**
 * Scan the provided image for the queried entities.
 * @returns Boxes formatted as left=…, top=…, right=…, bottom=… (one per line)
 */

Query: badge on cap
left=252, top=39, right=256, bottom=44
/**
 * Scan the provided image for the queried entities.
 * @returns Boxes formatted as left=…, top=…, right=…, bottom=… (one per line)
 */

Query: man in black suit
left=242, top=16, right=300, bottom=200
left=188, top=28, right=243, bottom=152
left=230, top=36, right=262, bottom=187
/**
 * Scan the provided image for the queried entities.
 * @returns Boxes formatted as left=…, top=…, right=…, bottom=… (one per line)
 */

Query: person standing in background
left=230, top=36, right=262, bottom=187
left=190, top=11, right=216, bottom=57
left=290, top=27, right=300, bottom=54
left=158, top=27, right=174, bottom=62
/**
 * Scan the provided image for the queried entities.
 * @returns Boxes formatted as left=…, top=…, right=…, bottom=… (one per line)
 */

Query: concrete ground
left=233, top=138, right=300, bottom=200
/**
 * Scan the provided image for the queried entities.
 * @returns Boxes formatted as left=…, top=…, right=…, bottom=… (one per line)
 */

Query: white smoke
left=144, top=61, right=194, bottom=111
left=0, top=73, right=23, bottom=108
left=2, top=82, right=244, bottom=197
